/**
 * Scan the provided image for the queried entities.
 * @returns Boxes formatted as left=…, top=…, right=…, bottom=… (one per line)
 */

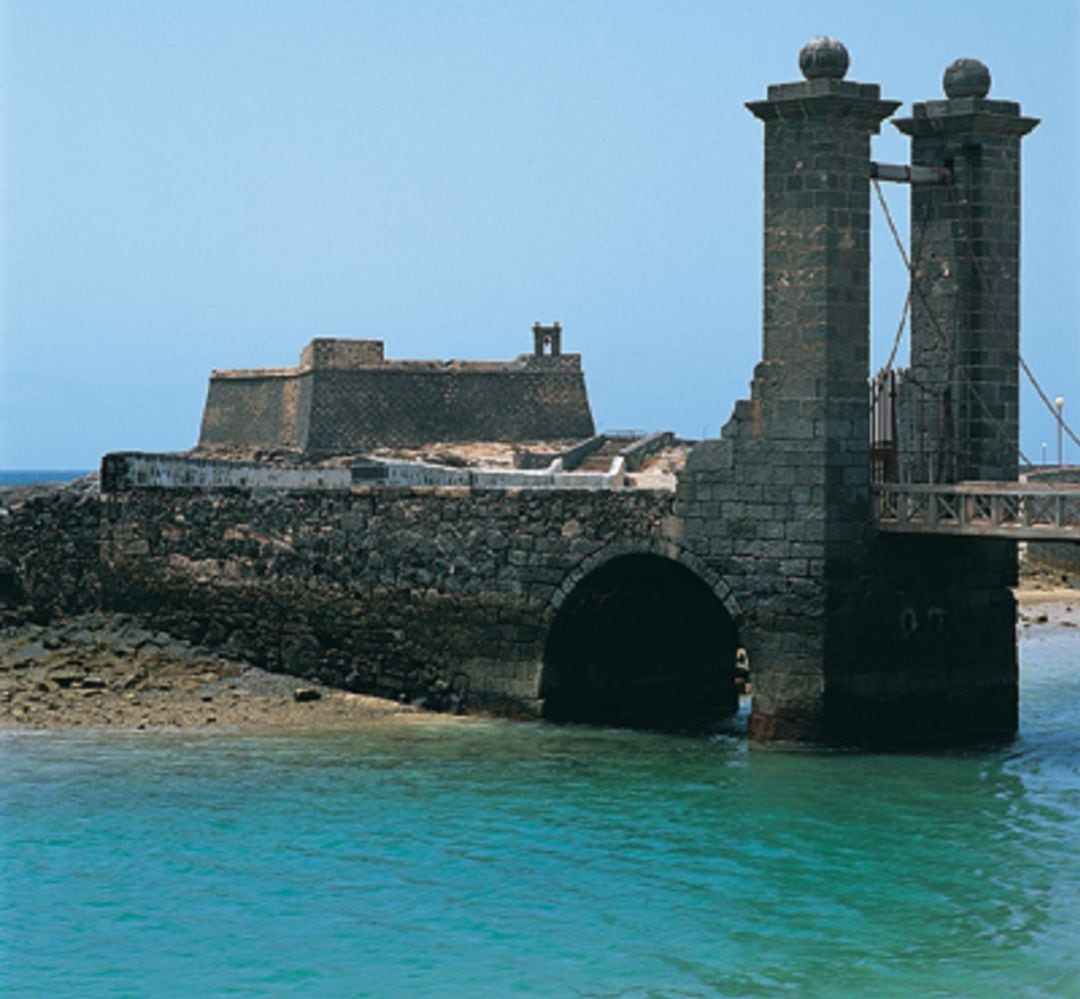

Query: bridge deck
left=873, top=482, right=1080, bottom=540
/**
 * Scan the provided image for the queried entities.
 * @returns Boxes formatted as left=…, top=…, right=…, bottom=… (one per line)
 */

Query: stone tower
left=821, top=55, right=1035, bottom=745
left=678, top=41, right=1033, bottom=746
left=894, top=59, right=1038, bottom=483
left=678, top=38, right=900, bottom=741
left=830, top=58, right=1040, bottom=748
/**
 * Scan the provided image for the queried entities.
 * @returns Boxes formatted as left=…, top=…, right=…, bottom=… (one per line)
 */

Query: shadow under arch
left=541, top=542, right=742, bottom=730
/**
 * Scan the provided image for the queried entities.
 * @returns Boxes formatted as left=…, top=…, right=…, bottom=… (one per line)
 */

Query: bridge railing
left=873, top=482, right=1080, bottom=539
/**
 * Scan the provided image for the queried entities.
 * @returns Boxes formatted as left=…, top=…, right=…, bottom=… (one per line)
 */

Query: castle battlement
left=196, top=332, right=594, bottom=455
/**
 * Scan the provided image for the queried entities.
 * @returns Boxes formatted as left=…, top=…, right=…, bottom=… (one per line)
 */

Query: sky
left=2, top=0, right=1077, bottom=470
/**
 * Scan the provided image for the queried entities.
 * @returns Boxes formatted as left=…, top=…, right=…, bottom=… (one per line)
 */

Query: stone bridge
left=4, top=459, right=1019, bottom=747
left=1, top=39, right=1054, bottom=747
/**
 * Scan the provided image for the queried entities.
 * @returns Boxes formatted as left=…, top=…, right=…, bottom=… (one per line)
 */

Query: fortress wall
left=294, top=369, right=315, bottom=449
left=302, top=366, right=594, bottom=452
left=0, top=491, right=104, bottom=618
left=195, top=345, right=595, bottom=453
left=301, top=338, right=385, bottom=369
left=100, top=453, right=353, bottom=491
left=0, top=486, right=673, bottom=715
left=96, top=487, right=670, bottom=712
left=197, top=372, right=301, bottom=451
left=99, top=452, right=626, bottom=491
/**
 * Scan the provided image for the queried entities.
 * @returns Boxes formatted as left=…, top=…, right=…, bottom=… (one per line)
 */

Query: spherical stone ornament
left=799, top=37, right=850, bottom=80
left=943, top=58, right=991, bottom=99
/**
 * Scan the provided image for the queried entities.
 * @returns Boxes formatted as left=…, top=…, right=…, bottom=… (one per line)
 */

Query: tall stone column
left=831, top=59, right=1040, bottom=748
left=893, top=60, right=1038, bottom=483
left=740, top=39, right=897, bottom=739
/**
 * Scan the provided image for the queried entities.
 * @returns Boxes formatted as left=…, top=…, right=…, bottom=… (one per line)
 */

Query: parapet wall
left=301, top=338, right=385, bottom=369
left=100, top=451, right=628, bottom=492
left=101, top=453, right=353, bottom=491
left=197, top=337, right=595, bottom=454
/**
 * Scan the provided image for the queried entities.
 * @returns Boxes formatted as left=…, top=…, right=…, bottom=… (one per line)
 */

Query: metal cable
left=872, top=183, right=932, bottom=373
left=883, top=294, right=911, bottom=373
left=961, top=246, right=1080, bottom=452
left=872, top=178, right=1033, bottom=467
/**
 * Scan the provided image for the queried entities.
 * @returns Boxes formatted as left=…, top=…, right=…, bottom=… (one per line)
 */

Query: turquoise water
left=3, top=628, right=1079, bottom=997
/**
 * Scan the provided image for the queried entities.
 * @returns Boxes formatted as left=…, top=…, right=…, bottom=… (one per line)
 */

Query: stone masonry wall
left=301, top=338, right=385, bottom=369
left=676, top=58, right=899, bottom=743
left=196, top=340, right=596, bottom=454
left=1, top=486, right=677, bottom=715
left=895, top=86, right=1038, bottom=484
left=198, top=372, right=302, bottom=451
left=0, top=491, right=104, bottom=619
left=301, top=366, right=594, bottom=453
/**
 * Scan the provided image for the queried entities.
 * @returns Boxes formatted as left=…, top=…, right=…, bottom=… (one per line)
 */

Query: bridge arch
left=541, top=540, right=743, bottom=730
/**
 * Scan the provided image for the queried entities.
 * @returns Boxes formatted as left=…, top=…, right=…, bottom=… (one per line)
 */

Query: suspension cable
left=872, top=184, right=931, bottom=374
left=961, top=245, right=1080, bottom=452
left=872, top=178, right=1033, bottom=467
left=883, top=294, right=911, bottom=373
left=1019, top=352, right=1080, bottom=450
left=946, top=177, right=1080, bottom=455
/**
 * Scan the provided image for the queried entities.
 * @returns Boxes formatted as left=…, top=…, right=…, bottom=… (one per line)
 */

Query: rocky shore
left=1015, top=559, right=1080, bottom=628
left=0, top=611, right=417, bottom=732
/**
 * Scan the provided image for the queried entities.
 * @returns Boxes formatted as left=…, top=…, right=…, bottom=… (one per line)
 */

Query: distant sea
left=0, top=470, right=92, bottom=486
left=2, top=626, right=1079, bottom=996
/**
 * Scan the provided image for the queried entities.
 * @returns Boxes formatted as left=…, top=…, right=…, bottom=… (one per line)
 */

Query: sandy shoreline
left=1015, top=586, right=1080, bottom=606
left=1015, top=587, right=1080, bottom=633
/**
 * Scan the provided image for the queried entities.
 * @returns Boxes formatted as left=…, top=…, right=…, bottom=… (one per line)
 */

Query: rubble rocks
left=0, top=612, right=413, bottom=731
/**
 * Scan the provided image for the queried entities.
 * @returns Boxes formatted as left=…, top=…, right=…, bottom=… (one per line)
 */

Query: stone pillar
left=739, top=39, right=897, bottom=740
left=893, top=60, right=1038, bottom=483
left=829, top=58, right=1040, bottom=749
left=746, top=39, right=899, bottom=561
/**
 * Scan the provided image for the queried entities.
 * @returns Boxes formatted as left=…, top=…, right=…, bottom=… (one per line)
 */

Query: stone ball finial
left=799, top=37, right=850, bottom=80
left=943, top=58, right=991, bottom=98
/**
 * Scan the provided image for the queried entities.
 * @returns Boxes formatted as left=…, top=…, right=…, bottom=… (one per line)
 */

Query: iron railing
left=873, top=482, right=1080, bottom=540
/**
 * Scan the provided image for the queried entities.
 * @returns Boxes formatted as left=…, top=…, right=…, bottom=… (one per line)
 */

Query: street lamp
left=1055, top=396, right=1066, bottom=467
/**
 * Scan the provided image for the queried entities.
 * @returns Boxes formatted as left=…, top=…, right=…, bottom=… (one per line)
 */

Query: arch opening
left=541, top=554, right=740, bottom=731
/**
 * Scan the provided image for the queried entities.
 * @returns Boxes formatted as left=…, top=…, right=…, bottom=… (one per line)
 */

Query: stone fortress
left=197, top=323, right=595, bottom=456
left=4, top=38, right=1071, bottom=747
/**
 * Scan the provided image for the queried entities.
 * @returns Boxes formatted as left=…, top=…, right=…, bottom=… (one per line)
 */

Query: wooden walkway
left=873, top=482, right=1080, bottom=540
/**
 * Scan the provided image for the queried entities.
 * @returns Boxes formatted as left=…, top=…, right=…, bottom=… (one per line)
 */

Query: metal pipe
left=870, top=161, right=951, bottom=185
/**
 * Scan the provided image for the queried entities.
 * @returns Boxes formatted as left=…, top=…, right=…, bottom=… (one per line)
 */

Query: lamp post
left=1041, top=441, right=1047, bottom=466
left=1055, top=397, right=1066, bottom=467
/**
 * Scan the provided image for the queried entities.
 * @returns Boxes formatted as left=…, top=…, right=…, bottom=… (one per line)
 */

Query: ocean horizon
left=0, top=470, right=93, bottom=486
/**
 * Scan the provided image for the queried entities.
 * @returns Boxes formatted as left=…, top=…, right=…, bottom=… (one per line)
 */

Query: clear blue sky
left=2, top=0, right=1077, bottom=469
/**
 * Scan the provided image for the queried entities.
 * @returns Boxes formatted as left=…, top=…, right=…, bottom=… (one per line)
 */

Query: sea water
left=2, top=626, right=1079, bottom=998
left=0, top=471, right=92, bottom=486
